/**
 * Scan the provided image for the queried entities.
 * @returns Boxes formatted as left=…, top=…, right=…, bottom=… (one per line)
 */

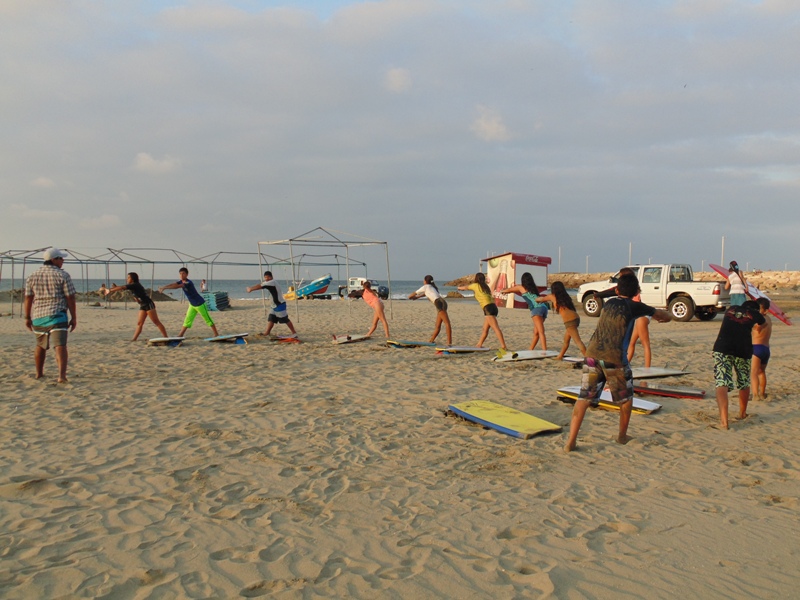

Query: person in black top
left=104, top=272, right=169, bottom=341
left=712, top=300, right=766, bottom=429
left=565, top=273, right=672, bottom=452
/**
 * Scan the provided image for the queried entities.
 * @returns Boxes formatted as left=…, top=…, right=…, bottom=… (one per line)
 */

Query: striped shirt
left=24, top=265, right=76, bottom=320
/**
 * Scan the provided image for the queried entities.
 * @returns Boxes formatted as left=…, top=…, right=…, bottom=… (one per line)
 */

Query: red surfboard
left=709, top=264, right=791, bottom=325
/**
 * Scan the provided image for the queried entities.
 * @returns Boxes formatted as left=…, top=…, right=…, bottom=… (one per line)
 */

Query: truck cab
left=577, top=264, right=728, bottom=322
left=338, top=277, right=390, bottom=299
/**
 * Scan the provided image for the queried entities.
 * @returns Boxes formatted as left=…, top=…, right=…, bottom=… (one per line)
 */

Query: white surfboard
left=561, top=356, right=584, bottom=363
left=147, top=337, right=185, bottom=347
left=436, top=346, right=495, bottom=354
left=333, top=334, right=371, bottom=345
left=493, top=349, right=560, bottom=362
left=631, top=366, right=688, bottom=379
left=386, top=340, right=438, bottom=348
left=205, top=333, right=249, bottom=344
left=556, top=386, right=661, bottom=414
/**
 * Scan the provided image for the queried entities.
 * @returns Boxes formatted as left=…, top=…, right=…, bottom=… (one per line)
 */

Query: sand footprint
left=179, top=570, right=213, bottom=598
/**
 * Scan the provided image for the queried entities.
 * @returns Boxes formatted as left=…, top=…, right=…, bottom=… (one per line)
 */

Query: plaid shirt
left=24, top=264, right=76, bottom=320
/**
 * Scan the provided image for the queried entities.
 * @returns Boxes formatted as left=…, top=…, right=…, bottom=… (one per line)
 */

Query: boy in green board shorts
left=159, top=268, right=219, bottom=338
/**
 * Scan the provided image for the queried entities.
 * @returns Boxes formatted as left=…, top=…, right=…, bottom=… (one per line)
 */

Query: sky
left=2, top=0, right=799, bottom=281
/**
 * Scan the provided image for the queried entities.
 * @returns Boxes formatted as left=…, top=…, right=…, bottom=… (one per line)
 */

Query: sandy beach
left=1, top=297, right=799, bottom=598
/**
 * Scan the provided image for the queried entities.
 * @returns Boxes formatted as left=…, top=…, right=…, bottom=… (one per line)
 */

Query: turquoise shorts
left=183, top=303, right=215, bottom=328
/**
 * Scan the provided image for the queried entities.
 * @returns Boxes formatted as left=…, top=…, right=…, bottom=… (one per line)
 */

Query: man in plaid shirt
left=23, top=247, right=77, bottom=383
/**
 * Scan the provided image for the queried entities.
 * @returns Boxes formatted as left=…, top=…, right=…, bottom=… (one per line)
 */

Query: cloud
left=79, top=214, right=121, bottom=230
left=2, top=2, right=800, bottom=274
left=10, top=204, right=68, bottom=220
left=133, top=153, right=182, bottom=174
left=30, top=177, right=56, bottom=188
left=384, top=67, right=412, bottom=93
left=470, top=105, right=512, bottom=142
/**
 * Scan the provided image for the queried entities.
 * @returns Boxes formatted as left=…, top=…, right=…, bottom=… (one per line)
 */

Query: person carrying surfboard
left=245, top=271, right=298, bottom=338
left=500, top=272, right=548, bottom=351
left=458, top=272, right=507, bottom=350
left=725, top=261, right=748, bottom=306
left=408, top=275, right=452, bottom=345
left=362, top=280, right=390, bottom=339
left=564, top=273, right=672, bottom=452
left=103, top=272, right=169, bottom=341
left=751, top=297, right=772, bottom=402
left=159, top=268, right=220, bottom=339
left=712, top=300, right=765, bottom=428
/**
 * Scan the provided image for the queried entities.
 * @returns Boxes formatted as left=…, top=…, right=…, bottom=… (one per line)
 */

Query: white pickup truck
left=337, top=277, right=390, bottom=299
left=577, top=264, right=729, bottom=322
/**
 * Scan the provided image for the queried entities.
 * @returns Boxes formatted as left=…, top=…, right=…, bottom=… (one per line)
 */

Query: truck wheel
left=669, top=296, right=695, bottom=322
left=582, top=294, right=603, bottom=318
left=695, top=308, right=717, bottom=321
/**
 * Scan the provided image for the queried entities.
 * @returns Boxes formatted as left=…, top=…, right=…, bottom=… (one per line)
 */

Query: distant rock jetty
left=447, top=271, right=800, bottom=293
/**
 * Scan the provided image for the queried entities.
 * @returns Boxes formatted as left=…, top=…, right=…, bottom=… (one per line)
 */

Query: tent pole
left=289, top=239, right=300, bottom=322
left=384, top=242, right=392, bottom=319
left=345, top=246, right=351, bottom=315
left=257, top=243, right=267, bottom=318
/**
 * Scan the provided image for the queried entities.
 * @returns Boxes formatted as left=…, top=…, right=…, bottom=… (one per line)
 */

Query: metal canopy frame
left=258, top=227, right=393, bottom=320
left=0, top=246, right=318, bottom=317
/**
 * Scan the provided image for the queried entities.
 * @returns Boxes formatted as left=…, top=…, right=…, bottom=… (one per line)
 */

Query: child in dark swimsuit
left=537, top=281, right=586, bottom=360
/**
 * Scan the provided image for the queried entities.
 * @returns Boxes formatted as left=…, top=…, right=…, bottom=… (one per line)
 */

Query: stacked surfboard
left=202, top=291, right=230, bottom=311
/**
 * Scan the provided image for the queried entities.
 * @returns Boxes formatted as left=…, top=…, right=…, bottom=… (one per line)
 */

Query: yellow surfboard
left=448, top=400, right=562, bottom=439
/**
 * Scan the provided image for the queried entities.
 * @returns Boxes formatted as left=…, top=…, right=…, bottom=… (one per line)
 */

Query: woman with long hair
left=500, top=272, right=548, bottom=350
left=537, top=281, right=586, bottom=359
left=458, top=273, right=506, bottom=349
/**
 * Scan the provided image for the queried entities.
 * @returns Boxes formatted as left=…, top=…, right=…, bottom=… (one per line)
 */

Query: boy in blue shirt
left=159, top=268, right=219, bottom=338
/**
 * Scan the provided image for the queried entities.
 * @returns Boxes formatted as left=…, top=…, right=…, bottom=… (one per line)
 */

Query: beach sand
left=1, top=297, right=799, bottom=598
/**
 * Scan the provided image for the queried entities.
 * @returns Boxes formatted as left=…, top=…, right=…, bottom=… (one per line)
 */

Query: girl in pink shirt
left=363, top=281, right=390, bottom=338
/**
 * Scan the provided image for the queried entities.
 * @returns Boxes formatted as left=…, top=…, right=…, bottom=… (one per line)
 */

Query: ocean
left=0, top=277, right=466, bottom=302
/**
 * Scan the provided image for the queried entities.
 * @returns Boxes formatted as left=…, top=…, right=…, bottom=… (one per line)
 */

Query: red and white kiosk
left=481, top=252, right=552, bottom=309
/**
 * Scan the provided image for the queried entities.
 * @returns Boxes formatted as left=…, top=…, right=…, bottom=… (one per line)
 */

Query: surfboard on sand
left=436, top=346, right=495, bottom=355
left=631, top=366, right=688, bottom=379
left=556, top=386, right=662, bottom=414
left=205, top=333, right=249, bottom=344
left=633, top=381, right=706, bottom=399
left=386, top=340, right=438, bottom=348
left=333, top=334, right=371, bottom=345
left=147, top=337, right=185, bottom=347
left=709, top=263, right=792, bottom=325
left=493, top=349, right=560, bottom=362
left=448, top=400, right=562, bottom=439
left=562, top=356, right=584, bottom=363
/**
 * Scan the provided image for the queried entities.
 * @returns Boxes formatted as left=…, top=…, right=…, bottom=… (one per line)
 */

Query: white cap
left=43, top=247, right=68, bottom=261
